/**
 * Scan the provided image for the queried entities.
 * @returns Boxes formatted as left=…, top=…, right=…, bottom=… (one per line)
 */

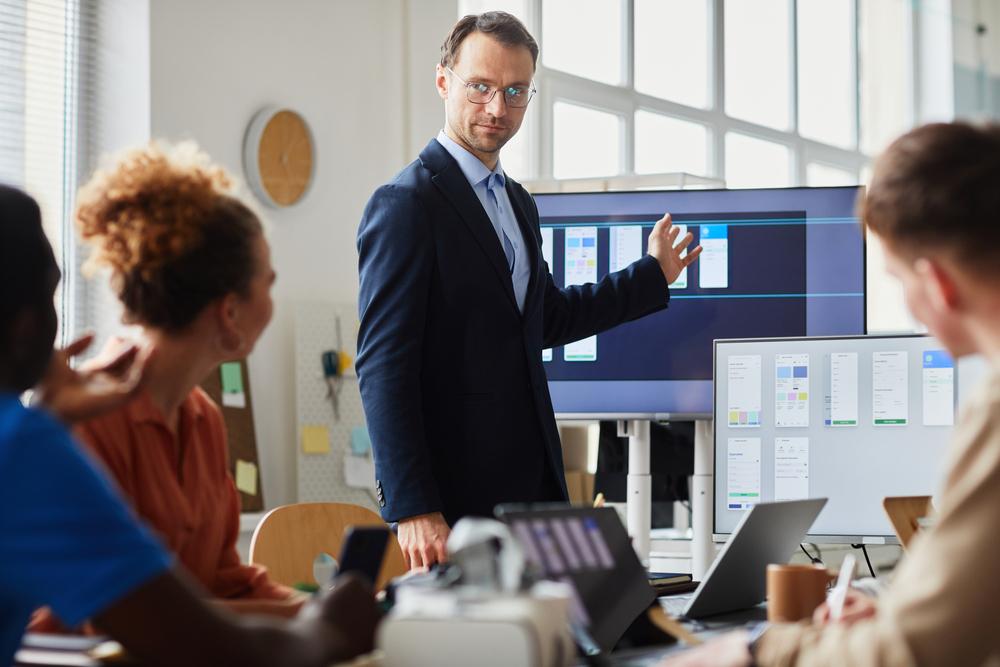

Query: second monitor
left=713, top=334, right=958, bottom=541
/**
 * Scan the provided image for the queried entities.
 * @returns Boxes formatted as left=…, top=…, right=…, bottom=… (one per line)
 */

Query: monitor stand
left=617, top=419, right=651, bottom=566
left=690, top=419, right=714, bottom=581
left=619, top=418, right=714, bottom=580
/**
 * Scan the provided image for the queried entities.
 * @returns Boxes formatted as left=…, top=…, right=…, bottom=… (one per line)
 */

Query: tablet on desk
left=496, top=504, right=657, bottom=654
left=337, top=525, right=390, bottom=586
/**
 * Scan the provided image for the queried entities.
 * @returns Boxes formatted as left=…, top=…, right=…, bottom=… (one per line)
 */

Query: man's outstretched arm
left=542, top=212, right=701, bottom=348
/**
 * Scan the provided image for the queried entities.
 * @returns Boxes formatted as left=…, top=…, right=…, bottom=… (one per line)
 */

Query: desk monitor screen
left=535, top=186, right=866, bottom=418
left=713, top=334, right=958, bottom=542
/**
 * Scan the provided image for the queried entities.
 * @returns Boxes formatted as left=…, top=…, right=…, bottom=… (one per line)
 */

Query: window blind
left=0, top=0, right=135, bottom=349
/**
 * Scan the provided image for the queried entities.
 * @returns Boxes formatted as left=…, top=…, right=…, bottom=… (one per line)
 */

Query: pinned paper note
left=220, top=362, right=246, bottom=408
left=337, top=350, right=354, bottom=376
left=344, top=453, right=375, bottom=490
left=350, top=426, right=372, bottom=455
left=301, top=425, right=331, bottom=454
left=235, top=459, right=258, bottom=496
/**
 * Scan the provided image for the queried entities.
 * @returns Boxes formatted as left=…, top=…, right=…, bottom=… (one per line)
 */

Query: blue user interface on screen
left=535, top=186, right=865, bottom=416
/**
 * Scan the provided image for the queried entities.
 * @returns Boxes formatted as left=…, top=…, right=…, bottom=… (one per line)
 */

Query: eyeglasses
left=445, top=67, right=536, bottom=108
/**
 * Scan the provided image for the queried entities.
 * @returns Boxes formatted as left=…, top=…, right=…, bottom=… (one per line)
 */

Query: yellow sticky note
left=235, top=459, right=258, bottom=496
left=302, top=424, right=331, bottom=454
left=337, top=350, right=354, bottom=376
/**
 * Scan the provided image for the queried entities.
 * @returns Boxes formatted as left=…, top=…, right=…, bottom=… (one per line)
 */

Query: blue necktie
left=487, top=175, right=515, bottom=273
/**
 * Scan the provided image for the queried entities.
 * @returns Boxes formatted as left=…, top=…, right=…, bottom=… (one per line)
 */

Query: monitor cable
left=851, top=543, right=877, bottom=578
left=799, top=543, right=824, bottom=566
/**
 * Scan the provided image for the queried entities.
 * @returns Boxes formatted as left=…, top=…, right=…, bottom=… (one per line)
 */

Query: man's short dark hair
left=440, top=11, right=538, bottom=70
left=861, top=121, right=1000, bottom=275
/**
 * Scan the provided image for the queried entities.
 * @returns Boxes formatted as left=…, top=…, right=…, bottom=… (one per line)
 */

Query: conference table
left=16, top=602, right=765, bottom=666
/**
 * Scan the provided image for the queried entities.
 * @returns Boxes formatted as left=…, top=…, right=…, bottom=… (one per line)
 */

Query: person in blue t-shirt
left=0, top=184, right=379, bottom=667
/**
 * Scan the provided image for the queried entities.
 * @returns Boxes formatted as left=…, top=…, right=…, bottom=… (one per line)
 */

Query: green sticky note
left=220, top=362, right=243, bottom=394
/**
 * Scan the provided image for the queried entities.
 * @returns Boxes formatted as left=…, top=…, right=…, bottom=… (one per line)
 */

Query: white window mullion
left=790, top=0, right=804, bottom=186
left=712, top=0, right=726, bottom=183
left=61, top=0, right=81, bottom=344
left=906, top=3, right=921, bottom=126
left=851, top=0, right=861, bottom=151
left=623, top=0, right=634, bottom=174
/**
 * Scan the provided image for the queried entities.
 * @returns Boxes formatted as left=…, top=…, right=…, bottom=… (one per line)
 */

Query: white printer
left=378, top=583, right=575, bottom=667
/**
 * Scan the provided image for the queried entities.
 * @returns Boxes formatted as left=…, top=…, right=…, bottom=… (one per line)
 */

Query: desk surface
left=17, top=602, right=763, bottom=667
left=573, top=602, right=766, bottom=667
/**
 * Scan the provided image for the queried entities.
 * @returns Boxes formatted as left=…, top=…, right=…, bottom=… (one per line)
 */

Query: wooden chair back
left=883, top=496, right=934, bottom=550
left=249, top=502, right=406, bottom=590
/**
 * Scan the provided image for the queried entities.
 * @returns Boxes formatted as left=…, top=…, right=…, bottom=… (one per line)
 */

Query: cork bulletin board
left=201, top=358, right=264, bottom=512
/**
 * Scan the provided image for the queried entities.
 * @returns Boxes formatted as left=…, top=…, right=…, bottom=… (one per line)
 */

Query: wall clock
left=243, top=107, right=314, bottom=208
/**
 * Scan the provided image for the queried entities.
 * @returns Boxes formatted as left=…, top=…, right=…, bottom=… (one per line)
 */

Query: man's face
left=881, top=237, right=976, bottom=358
left=436, top=32, right=535, bottom=165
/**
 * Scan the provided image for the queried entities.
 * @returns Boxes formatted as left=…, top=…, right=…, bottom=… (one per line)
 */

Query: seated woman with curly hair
left=32, top=142, right=301, bottom=631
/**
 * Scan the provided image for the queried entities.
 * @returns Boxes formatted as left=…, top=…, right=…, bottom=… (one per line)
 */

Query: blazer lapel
left=421, top=140, right=519, bottom=313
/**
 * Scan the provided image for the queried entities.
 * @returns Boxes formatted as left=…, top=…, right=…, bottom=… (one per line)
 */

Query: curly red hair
left=76, top=142, right=263, bottom=331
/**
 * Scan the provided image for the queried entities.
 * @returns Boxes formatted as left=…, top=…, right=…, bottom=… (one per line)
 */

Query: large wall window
left=459, top=0, right=926, bottom=332
left=460, top=0, right=918, bottom=189
left=0, top=0, right=84, bottom=341
left=1, top=0, right=146, bottom=349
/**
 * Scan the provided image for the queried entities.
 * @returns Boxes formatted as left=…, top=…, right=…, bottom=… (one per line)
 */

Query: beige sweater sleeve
left=756, top=372, right=1000, bottom=667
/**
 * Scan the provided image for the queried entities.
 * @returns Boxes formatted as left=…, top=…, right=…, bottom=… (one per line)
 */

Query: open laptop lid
left=684, top=498, right=828, bottom=619
left=496, top=504, right=656, bottom=653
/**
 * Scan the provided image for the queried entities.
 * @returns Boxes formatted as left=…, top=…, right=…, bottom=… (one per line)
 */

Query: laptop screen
left=497, top=505, right=656, bottom=652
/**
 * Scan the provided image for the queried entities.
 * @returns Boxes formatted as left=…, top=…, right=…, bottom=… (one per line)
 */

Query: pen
left=828, top=553, right=856, bottom=621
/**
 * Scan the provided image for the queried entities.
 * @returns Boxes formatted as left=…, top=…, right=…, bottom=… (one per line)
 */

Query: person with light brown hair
left=30, top=141, right=301, bottom=632
left=660, top=122, right=1000, bottom=666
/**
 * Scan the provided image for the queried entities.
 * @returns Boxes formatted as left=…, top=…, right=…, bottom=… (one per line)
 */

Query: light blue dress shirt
left=436, top=130, right=530, bottom=313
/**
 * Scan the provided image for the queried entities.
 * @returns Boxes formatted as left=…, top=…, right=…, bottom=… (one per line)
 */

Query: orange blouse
left=73, top=387, right=289, bottom=600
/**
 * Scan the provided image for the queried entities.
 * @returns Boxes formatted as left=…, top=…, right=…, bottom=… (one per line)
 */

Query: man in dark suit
left=356, top=11, right=701, bottom=569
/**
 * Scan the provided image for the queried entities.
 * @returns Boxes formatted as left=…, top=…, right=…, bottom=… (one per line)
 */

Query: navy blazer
left=356, top=139, right=670, bottom=525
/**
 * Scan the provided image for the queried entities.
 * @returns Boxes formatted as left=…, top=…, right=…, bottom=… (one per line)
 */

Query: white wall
left=148, top=0, right=457, bottom=508
left=405, top=1, right=458, bottom=158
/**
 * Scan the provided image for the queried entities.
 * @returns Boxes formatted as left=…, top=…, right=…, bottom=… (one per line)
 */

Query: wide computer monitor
left=535, top=186, right=866, bottom=419
left=713, top=334, right=959, bottom=542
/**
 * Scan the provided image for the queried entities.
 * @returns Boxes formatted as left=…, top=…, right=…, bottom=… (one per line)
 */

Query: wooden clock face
left=256, top=110, right=313, bottom=206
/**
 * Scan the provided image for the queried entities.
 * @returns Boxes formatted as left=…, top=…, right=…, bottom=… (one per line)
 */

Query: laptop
left=496, top=504, right=657, bottom=655
left=667, top=498, right=827, bottom=620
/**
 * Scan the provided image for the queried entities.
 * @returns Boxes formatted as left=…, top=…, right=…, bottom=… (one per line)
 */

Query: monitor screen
left=535, top=186, right=866, bottom=418
left=713, top=334, right=957, bottom=541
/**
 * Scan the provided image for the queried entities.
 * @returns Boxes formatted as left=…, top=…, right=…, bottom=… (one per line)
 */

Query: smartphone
left=336, top=525, right=390, bottom=586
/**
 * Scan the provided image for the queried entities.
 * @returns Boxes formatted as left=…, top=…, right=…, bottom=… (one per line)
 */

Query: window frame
left=523, top=0, right=908, bottom=186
